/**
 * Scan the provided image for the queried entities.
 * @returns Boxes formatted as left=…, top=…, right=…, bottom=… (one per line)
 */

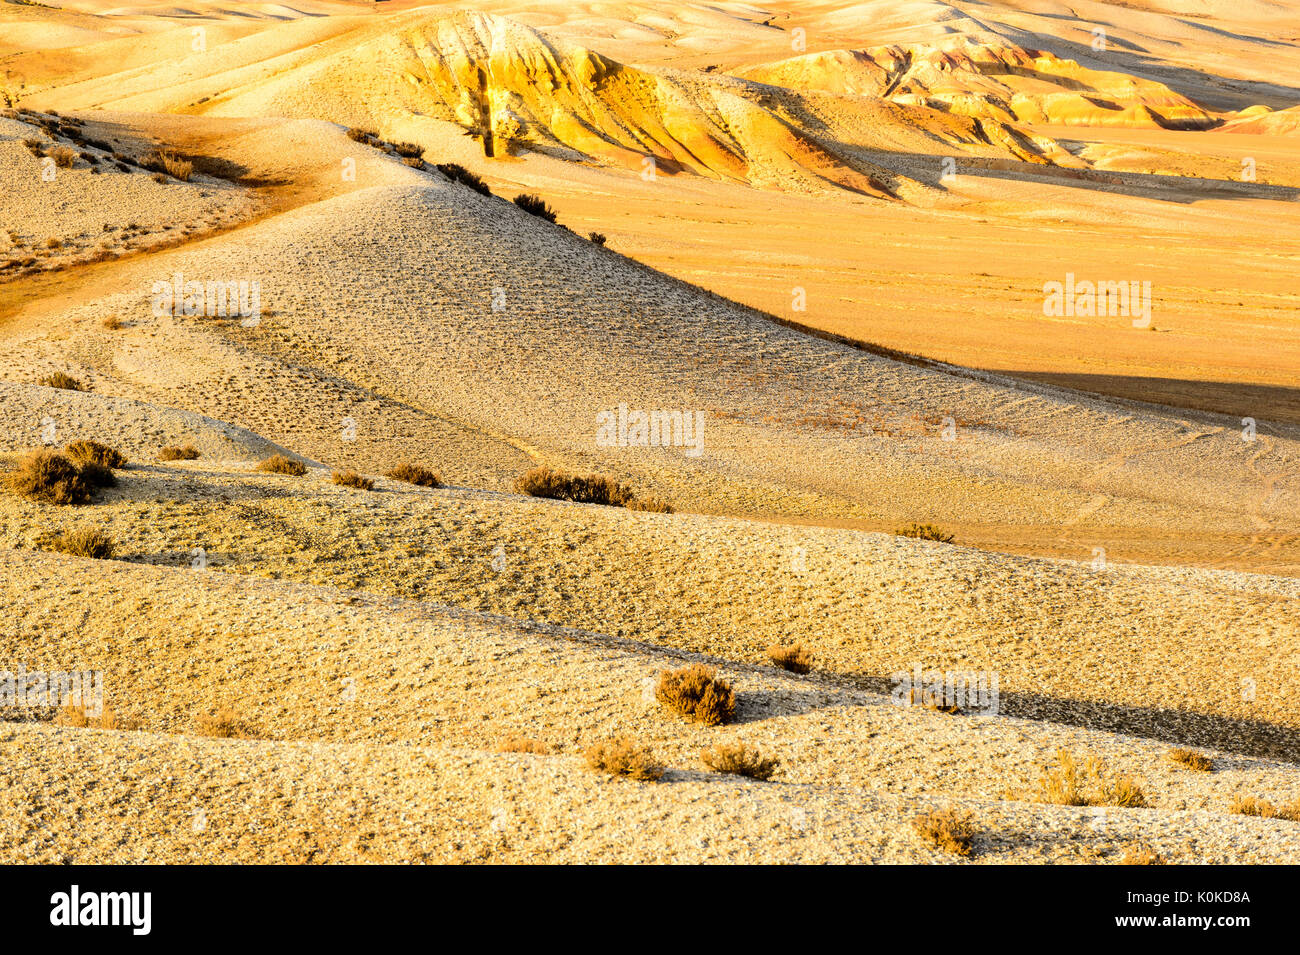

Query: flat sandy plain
left=0, top=0, right=1298, bottom=863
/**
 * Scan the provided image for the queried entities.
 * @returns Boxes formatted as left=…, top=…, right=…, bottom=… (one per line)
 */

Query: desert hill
left=0, top=0, right=1297, bottom=866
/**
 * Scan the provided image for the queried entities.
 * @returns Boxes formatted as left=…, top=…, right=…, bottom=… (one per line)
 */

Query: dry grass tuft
left=49, top=145, right=77, bottom=168
left=64, top=439, right=126, bottom=469
left=1036, top=749, right=1148, bottom=808
left=656, top=664, right=736, bottom=726
left=331, top=469, right=374, bottom=490
left=1229, top=795, right=1300, bottom=821
left=767, top=642, right=813, bottom=674
left=701, top=743, right=779, bottom=780
left=584, top=737, right=664, bottom=781
left=385, top=462, right=442, bottom=487
left=1168, top=748, right=1214, bottom=772
left=497, top=736, right=550, bottom=755
left=913, top=809, right=976, bottom=856
left=256, top=454, right=307, bottom=476
left=53, top=702, right=132, bottom=730
left=141, top=148, right=192, bottom=181
left=102, top=314, right=123, bottom=330
left=589, top=231, right=607, bottom=246
left=1100, top=775, right=1150, bottom=808
left=38, top=371, right=84, bottom=391
left=4, top=449, right=93, bottom=505
left=1119, top=844, right=1165, bottom=865
left=1037, top=749, right=1094, bottom=806
left=895, top=522, right=955, bottom=543
left=53, top=526, right=115, bottom=559
left=195, top=706, right=256, bottom=739
left=159, top=444, right=200, bottom=461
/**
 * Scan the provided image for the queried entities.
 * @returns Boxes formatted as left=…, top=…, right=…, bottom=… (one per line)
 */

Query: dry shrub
left=4, top=449, right=93, bottom=505
left=627, top=494, right=674, bottom=513
left=38, top=371, right=84, bottom=391
left=701, top=743, right=779, bottom=780
left=584, top=737, right=663, bottom=781
left=401, top=157, right=424, bottom=168
left=346, top=127, right=375, bottom=143
left=589, top=231, right=607, bottom=246
left=195, top=706, right=256, bottom=739
left=1120, top=845, right=1165, bottom=865
left=1168, top=748, right=1213, bottom=772
left=102, top=314, right=123, bottom=330
left=141, top=148, right=192, bottom=181
left=159, top=443, right=200, bottom=461
left=895, top=522, right=955, bottom=543
left=514, top=466, right=633, bottom=507
left=394, top=141, right=424, bottom=158
left=1230, top=795, right=1300, bottom=821
left=53, top=702, right=132, bottom=730
left=498, top=736, right=549, bottom=755
left=64, top=439, right=126, bottom=469
left=437, top=162, right=491, bottom=195
left=385, top=462, right=442, bottom=487
left=256, top=454, right=307, bottom=476
left=656, top=664, right=735, bottom=726
left=913, top=809, right=976, bottom=856
left=1100, top=775, right=1150, bottom=809
left=53, top=526, right=115, bottom=559
left=331, top=469, right=374, bottom=490
left=76, top=461, right=117, bottom=489
left=767, top=642, right=813, bottom=674
left=1036, top=749, right=1094, bottom=806
left=49, top=145, right=77, bottom=168
left=513, top=193, right=558, bottom=223
left=1036, top=749, right=1148, bottom=808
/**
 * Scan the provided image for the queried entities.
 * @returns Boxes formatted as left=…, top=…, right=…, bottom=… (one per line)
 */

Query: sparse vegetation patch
left=585, top=738, right=664, bottom=781
left=656, top=664, right=736, bottom=726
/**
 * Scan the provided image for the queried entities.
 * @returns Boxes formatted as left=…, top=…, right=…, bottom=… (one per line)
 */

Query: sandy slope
left=2, top=122, right=1294, bottom=574
left=0, top=382, right=298, bottom=461
left=2, top=460, right=1296, bottom=757
left=2, top=545, right=1299, bottom=863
